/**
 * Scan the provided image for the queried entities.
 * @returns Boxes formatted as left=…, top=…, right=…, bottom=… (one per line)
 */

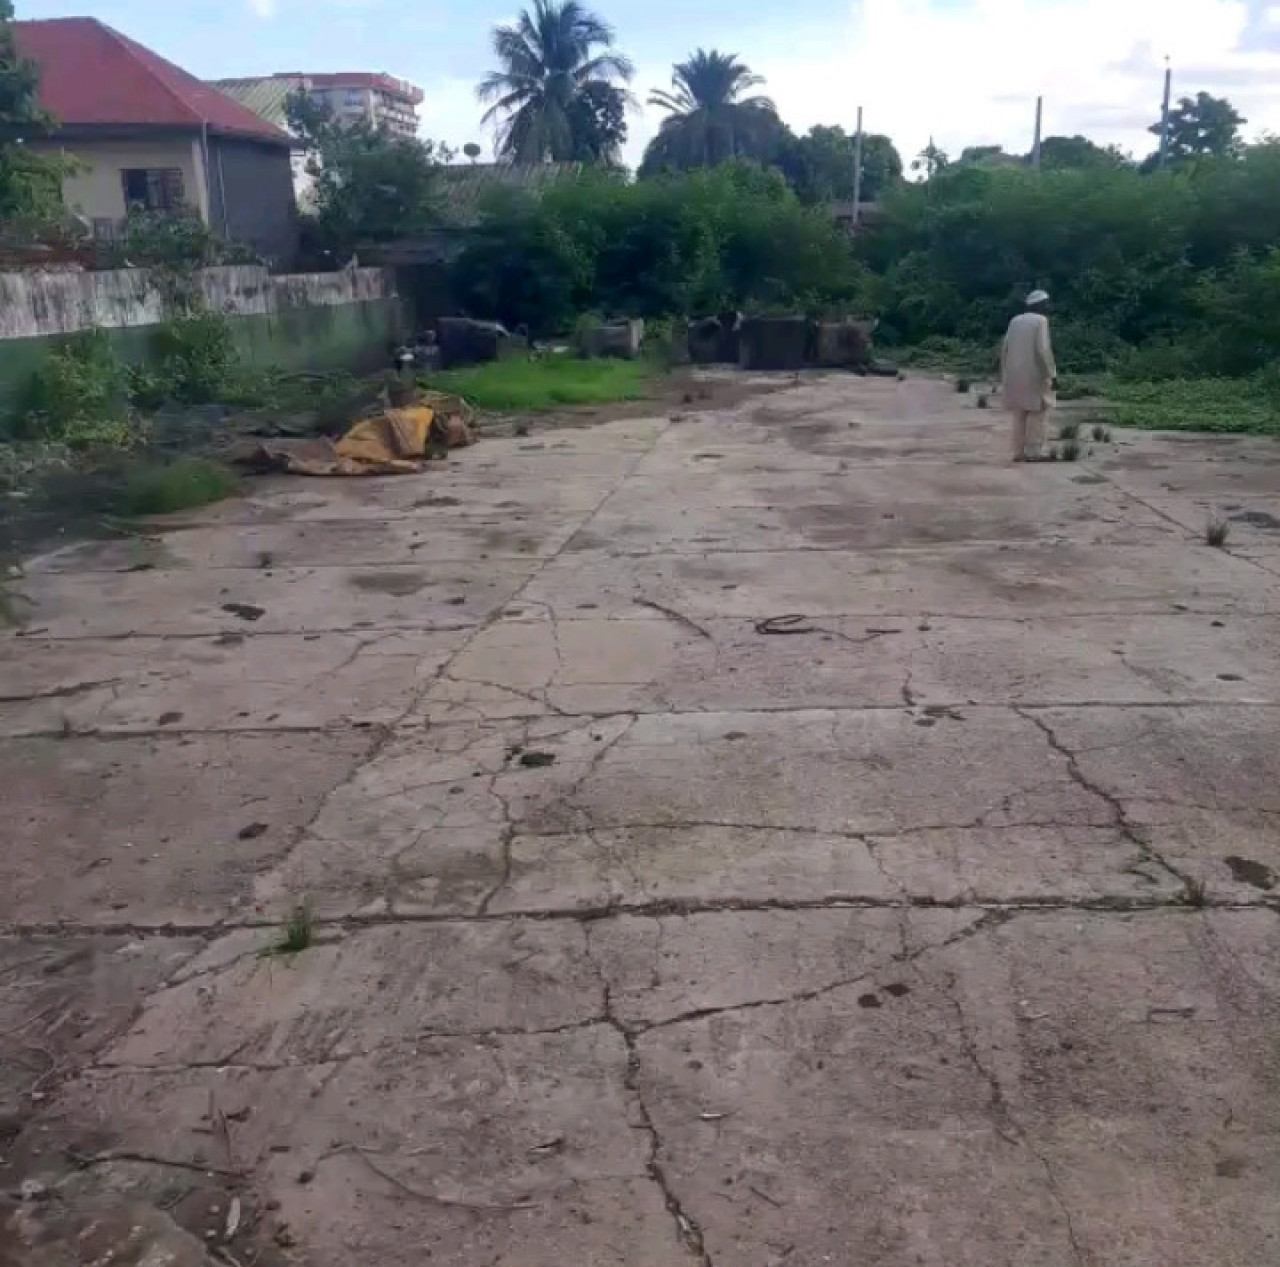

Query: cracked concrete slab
left=0, top=629, right=468, bottom=736
left=44, top=1028, right=684, bottom=1266
left=523, top=539, right=1280, bottom=621
left=15, top=560, right=540, bottom=637
left=104, top=921, right=602, bottom=1067
left=4, top=374, right=1280, bottom=1267
left=1, top=732, right=371, bottom=926
left=416, top=612, right=1280, bottom=723
left=0, top=935, right=201, bottom=1117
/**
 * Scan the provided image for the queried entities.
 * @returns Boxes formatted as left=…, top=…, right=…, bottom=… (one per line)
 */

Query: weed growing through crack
left=1058, top=420, right=1080, bottom=440
left=1206, top=515, right=1231, bottom=548
left=261, top=902, right=315, bottom=958
left=1060, top=439, right=1081, bottom=461
left=1184, top=878, right=1208, bottom=908
left=976, top=394, right=989, bottom=409
left=955, top=377, right=971, bottom=393
left=1092, top=423, right=1111, bottom=442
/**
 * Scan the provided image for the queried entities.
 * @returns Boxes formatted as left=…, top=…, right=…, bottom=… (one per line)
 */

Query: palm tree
left=477, top=0, right=633, bottom=164
left=644, top=50, right=780, bottom=171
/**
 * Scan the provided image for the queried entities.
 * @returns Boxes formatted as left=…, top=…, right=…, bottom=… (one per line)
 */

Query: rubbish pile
left=234, top=390, right=475, bottom=477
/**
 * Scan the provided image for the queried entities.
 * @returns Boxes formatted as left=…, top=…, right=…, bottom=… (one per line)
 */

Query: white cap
left=1026, top=289, right=1050, bottom=307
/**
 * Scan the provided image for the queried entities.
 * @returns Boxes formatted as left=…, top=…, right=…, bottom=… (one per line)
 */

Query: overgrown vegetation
left=111, top=456, right=239, bottom=517
left=426, top=353, right=649, bottom=411
left=452, top=162, right=865, bottom=334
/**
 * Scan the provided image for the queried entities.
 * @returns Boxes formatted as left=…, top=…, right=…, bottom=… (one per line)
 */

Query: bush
left=151, top=312, right=237, bottom=404
left=20, top=329, right=135, bottom=445
left=450, top=162, right=867, bottom=335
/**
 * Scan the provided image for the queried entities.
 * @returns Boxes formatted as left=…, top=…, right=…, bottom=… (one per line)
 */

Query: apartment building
left=216, top=72, right=423, bottom=139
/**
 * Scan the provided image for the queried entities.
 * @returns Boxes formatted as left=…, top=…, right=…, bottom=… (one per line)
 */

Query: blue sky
left=16, top=0, right=1280, bottom=166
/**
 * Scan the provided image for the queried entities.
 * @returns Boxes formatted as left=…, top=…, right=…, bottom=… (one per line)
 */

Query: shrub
left=20, top=329, right=135, bottom=445
left=151, top=312, right=237, bottom=404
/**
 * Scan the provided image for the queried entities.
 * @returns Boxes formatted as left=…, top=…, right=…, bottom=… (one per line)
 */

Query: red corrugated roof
left=14, top=18, right=291, bottom=145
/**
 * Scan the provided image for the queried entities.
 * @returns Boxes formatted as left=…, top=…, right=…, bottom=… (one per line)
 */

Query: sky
left=15, top=0, right=1280, bottom=167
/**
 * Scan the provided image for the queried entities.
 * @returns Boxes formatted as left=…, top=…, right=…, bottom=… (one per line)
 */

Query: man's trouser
left=1010, top=409, right=1047, bottom=460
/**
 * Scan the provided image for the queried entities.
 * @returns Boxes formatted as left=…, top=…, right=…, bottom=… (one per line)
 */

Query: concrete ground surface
left=3, top=373, right=1280, bottom=1266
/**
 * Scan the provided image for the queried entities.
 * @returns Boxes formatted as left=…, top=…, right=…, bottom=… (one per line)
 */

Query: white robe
left=1001, top=312, right=1057, bottom=412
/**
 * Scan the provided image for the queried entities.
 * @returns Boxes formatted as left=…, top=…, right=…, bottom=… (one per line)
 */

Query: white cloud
left=746, top=0, right=1280, bottom=165
left=400, top=0, right=1280, bottom=169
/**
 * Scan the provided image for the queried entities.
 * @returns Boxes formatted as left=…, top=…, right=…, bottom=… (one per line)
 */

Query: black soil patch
left=1229, top=510, right=1280, bottom=532
left=1224, top=856, right=1276, bottom=891
left=350, top=571, right=427, bottom=596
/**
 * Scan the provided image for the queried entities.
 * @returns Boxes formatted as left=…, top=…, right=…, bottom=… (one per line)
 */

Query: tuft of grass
left=955, top=377, right=971, bottom=394
left=425, top=354, right=651, bottom=413
left=1092, top=423, right=1111, bottom=442
left=261, top=901, right=315, bottom=958
left=1184, top=877, right=1208, bottom=908
left=1060, top=438, right=1081, bottom=461
left=112, top=457, right=239, bottom=517
left=1057, top=420, right=1080, bottom=440
left=1206, top=514, right=1230, bottom=548
left=976, top=394, right=989, bottom=409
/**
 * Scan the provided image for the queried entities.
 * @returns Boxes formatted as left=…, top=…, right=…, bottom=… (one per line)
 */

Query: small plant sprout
left=1060, top=439, right=1081, bottom=461
left=1058, top=420, right=1080, bottom=440
left=261, top=901, right=316, bottom=958
left=1092, top=423, right=1111, bottom=442
left=1206, top=514, right=1230, bottom=548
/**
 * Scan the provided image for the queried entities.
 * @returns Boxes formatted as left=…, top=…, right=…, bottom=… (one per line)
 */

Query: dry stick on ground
left=635, top=596, right=714, bottom=640
left=67, top=1149, right=247, bottom=1179
left=322, top=1145, right=536, bottom=1213
left=754, top=614, right=901, bottom=648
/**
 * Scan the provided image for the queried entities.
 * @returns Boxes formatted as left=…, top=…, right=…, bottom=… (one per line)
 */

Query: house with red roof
left=14, top=17, right=298, bottom=263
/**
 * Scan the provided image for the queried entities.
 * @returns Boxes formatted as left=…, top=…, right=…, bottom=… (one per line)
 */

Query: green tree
left=642, top=50, right=782, bottom=173
left=286, top=91, right=449, bottom=254
left=477, top=0, right=633, bottom=164
left=774, top=125, right=903, bottom=204
left=911, top=139, right=950, bottom=179
left=1149, top=91, right=1246, bottom=165
left=566, top=79, right=627, bottom=163
left=0, top=0, right=66, bottom=220
left=1038, top=134, right=1128, bottom=170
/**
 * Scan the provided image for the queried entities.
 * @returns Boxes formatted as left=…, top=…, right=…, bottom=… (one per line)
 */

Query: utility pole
left=851, top=106, right=864, bottom=231
left=1031, top=96, right=1043, bottom=169
left=1159, top=58, right=1172, bottom=169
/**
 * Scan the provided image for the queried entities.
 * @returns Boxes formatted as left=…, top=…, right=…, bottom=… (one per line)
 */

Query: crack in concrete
left=1013, top=707, right=1195, bottom=900
left=941, top=971, right=1087, bottom=1267
left=580, top=923, right=713, bottom=1264
left=10, top=889, right=1278, bottom=943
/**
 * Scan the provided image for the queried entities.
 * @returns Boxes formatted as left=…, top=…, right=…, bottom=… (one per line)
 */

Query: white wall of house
left=33, top=137, right=210, bottom=225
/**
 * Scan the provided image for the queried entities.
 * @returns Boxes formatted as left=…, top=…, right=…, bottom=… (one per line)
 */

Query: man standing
left=1001, top=290, right=1057, bottom=462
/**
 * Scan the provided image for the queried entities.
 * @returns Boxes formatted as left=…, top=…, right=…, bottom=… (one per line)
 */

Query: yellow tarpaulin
left=236, top=394, right=475, bottom=477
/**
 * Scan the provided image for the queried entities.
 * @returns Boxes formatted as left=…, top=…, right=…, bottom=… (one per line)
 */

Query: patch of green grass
left=425, top=355, right=651, bottom=413
left=260, top=901, right=316, bottom=958
left=112, top=457, right=239, bottom=517
left=1100, top=377, right=1280, bottom=435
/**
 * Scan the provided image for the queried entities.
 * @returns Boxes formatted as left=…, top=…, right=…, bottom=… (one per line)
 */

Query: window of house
left=344, top=88, right=364, bottom=107
left=121, top=168, right=185, bottom=213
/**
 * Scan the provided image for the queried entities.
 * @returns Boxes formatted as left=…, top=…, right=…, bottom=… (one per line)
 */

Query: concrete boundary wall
left=0, top=266, right=403, bottom=414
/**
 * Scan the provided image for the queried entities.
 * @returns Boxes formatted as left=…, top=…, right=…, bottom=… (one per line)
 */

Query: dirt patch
left=1224, top=855, right=1276, bottom=890
left=349, top=571, right=428, bottom=596
left=1229, top=509, right=1280, bottom=532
